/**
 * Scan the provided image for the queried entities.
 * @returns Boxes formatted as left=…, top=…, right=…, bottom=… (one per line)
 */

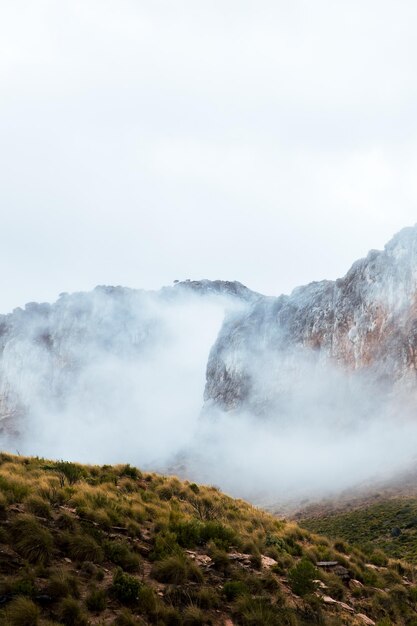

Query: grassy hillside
left=0, top=455, right=416, bottom=625
left=300, top=497, right=417, bottom=565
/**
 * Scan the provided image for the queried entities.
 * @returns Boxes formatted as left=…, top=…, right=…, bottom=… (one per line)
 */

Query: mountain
left=205, top=225, right=417, bottom=416
left=0, top=452, right=416, bottom=626
left=0, top=280, right=256, bottom=448
left=2, top=227, right=417, bottom=494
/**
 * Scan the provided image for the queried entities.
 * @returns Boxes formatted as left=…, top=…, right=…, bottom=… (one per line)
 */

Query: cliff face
left=2, top=227, right=417, bottom=436
left=204, top=226, right=417, bottom=413
left=0, top=281, right=255, bottom=435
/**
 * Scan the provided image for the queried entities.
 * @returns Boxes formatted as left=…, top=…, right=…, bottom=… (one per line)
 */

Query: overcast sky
left=1, top=1, right=417, bottom=312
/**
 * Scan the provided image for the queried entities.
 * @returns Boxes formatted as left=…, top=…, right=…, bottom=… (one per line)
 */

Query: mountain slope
left=0, top=453, right=416, bottom=625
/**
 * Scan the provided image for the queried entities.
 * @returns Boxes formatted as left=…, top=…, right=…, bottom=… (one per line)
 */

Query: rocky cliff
left=204, top=225, right=417, bottom=415
left=0, top=280, right=256, bottom=438
left=2, top=226, right=417, bottom=442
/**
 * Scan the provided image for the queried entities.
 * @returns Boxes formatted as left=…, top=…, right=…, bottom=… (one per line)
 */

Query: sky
left=1, top=0, right=417, bottom=312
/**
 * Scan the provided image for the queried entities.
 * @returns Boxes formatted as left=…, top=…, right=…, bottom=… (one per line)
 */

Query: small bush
left=55, top=461, right=84, bottom=486
left=151, top=555, right=203, bottom=584
left=223, top=580, right=248, bottom=601
left=45, top=574, right=71, bottom=600
left=151, top=530, right=181, bottom=560
left=173, top=519, right=236, bottom=549
left=12, top=576, right=36, bottom=597
left=58, top=597, right=89, bottom=625
left=111, top=568, right=141, bottom=605
left=233, top=596, right=283, bottom=625
left=56, top=511, right=77, bottom=531
left=67, top=533, right=103, bottom=563
left=369, top=549, right=389, bottom=567
left=86, top=586, right=107, bottom=612
left=120, top=464, right=140, bottom=480
left=137, top=584, right=158, bottom=614
left=5, top=596, right=39, bottom=626
left=104, top=539, right=140, bottom=571
left=25, top=495, right=51, bottom=518
left=208, top=545, right=231, bottom=573
left=288, top=558, right=317, bottom=596
left=10, top=514, right=53, bottom=565
left=183, top=605, right=207, bottom=625
left=334, top=540, right=348, bottom=554
left=193, top=586, right=220, bottom=609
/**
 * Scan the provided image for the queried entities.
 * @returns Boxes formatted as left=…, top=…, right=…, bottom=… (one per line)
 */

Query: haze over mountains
left=2, top=226, right=417, bottom=502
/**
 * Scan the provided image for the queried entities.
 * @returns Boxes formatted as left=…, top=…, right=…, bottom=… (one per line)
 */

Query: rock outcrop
left=204, top=226, right=417, bottom=415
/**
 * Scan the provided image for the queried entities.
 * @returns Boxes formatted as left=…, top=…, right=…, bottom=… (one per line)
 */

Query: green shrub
left=192, top=586, right=220, bottom=609
left=67, top=533, right=103, bottom=563
left=223, top=580, right=248, bottom=600
left=5, top=596, right=39, bottom=626
left=370, top=549, right=389, bottom=567
left=0, top=475, right=29, bottom=502
left=119, top=464, right=140, bottom=480
left=54, top=461, right=84, bottom=486
left=288, top=558, right=317, bottom=596
left=12, top=576, right=36, bottom=597
left=58, top=597, right=89, bottom=625
left=183, top=605, right=207, bottom=625
left=10, top=514, right=53, bottom=565
left=25, top=495, right=51, bottom=518
left=322, top=572, right=345, bottom=601
left=45, top=574, right=71, bottom=600
left=56, top=511, right=77, bottom=531
left=151, top=555, right=203, bottom=584
left=137, top=584, right=158, bottom=614
left=86, top=586, right=107, bottom=612
left=172, top=519, right=236, bottom=549
left=104, top=539, right=140, bottom=571
left=233, top=596, right=282, bottom=625
left=111, top=568, right=141, bottom=605
left=151, top=530, right=181, bottom=560
left=334, top=540, right=348, bottom=554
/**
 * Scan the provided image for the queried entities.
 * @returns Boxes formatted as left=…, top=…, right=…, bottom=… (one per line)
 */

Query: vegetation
left=0, top=453, right=416, bottom=624
left=300, top=497, right=417, bottom=563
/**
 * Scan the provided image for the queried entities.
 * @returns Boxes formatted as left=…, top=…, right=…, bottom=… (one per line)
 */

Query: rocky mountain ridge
left=204, top=225, right=417, bottom=414
left=1, top=226, right=417, bottom=440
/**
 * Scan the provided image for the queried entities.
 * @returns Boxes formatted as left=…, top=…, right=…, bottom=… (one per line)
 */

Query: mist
left=1, top=285, right=417, bottom=506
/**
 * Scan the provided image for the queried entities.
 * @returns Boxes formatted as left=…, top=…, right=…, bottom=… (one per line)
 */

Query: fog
left=1, top=286, right=417, bottom=506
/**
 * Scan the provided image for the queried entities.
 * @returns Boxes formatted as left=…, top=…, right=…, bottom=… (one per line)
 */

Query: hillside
left=0, top=456, right=416, bottom=625
left=297, top=480, right=417, bottom=566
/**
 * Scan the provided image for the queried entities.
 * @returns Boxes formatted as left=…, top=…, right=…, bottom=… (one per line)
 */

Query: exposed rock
left=261, top=554, right=277, bottom=568
left=356, top=614, right=376, bottom=625
left=204, top=225, right=417, bottom=416
left=185, top=550, right=213, bottom=567
left=316, top=561, right=350, bottom=580
left=320, top=595, right=355, bottom=612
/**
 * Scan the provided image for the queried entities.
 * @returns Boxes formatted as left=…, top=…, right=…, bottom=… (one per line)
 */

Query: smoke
left=1, top=286, right=417, bottom=506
